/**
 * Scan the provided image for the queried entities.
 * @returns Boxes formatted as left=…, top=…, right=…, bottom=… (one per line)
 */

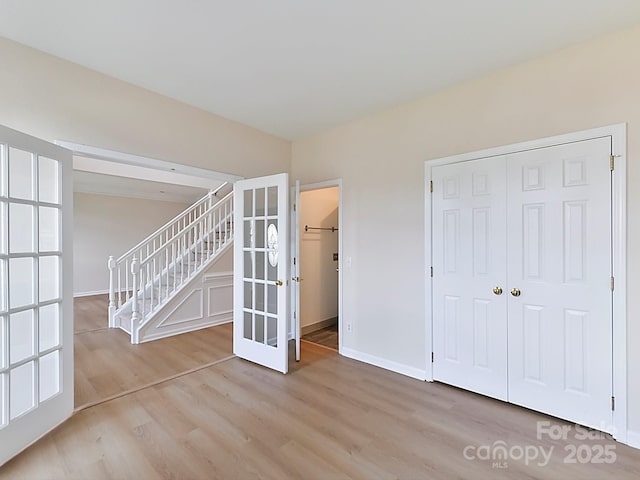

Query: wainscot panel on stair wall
left=206, top=272, right=233, bottom=324
left=137, top=249, right=233, bottom=343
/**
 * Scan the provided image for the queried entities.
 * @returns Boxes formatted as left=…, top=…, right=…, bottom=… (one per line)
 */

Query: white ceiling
left=2, top=1, right=640, bottom=140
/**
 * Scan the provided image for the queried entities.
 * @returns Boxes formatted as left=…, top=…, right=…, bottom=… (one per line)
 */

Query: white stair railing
left=108, top=184, right=233, bottom=335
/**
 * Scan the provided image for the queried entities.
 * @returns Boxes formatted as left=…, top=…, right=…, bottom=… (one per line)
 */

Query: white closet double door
left=432, top=137, right=613, bottom=431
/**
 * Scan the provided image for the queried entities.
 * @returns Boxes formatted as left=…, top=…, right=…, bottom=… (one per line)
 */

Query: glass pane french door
left=233, top=173, right=289, bottom=374
left=0, top=125, right=73, bottom=466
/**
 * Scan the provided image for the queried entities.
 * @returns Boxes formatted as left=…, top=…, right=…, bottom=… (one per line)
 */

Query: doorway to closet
left=298, top=186, right=340, bottom=351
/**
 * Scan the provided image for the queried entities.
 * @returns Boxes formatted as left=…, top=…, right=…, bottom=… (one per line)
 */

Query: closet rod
left=305, top=225, right=338, bottom=232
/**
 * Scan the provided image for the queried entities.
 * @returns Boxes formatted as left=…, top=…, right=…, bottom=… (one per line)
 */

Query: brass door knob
left=275, top=280, right=283, bottom=286
left=511, top=288, right=521, bottom=297
left=493, top=286, right=503, bottom=295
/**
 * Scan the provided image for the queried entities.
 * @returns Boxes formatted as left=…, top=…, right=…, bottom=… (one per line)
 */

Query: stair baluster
left=108, top=256, right=116, bottom=328
left=130, top=256, right=140, bottom=344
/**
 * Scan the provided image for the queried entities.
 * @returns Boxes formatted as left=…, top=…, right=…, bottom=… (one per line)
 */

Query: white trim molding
left=74, top=289, right=109, bottom=298
left=424, top=163, right=434, bottom=382
left=57, top=140, right=241, bottom=184
left=627, top=431, right=640, bottom=450
left=342, top=347, right=427, bottom=381
left=424, top=123, right=628, bottom=445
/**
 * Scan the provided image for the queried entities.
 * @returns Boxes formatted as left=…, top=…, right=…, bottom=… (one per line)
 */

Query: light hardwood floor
left=74, top=294, right=111, bottom=333
left=74, top=295, right=233, bottom=408
left=3, top=339, right=640, bottom=479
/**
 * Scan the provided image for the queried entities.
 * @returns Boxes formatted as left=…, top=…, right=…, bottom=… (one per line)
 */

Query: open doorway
left=65, top=142, right=239, bottom=406
left=299, top=185, right=340, bottom=351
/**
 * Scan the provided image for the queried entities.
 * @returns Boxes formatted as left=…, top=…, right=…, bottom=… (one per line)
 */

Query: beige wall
left=292, top=24, right=640, bottom=435
left=0, top=36, right=288, bottom=307
left=73, top=193, right=190, bottom=295
left=0, top=37, right=290, bottom=179
left=299, top=187, right=339, bottom=328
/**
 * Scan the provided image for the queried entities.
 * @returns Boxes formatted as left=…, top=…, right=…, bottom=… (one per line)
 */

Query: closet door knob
left=510, top=288, right=521, bottom=297
left=493, top=286, right=503, bottom=295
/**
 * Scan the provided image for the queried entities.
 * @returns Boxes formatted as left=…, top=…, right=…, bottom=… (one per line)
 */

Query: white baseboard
left=74, top=289, right=109, bottom=298
left=341, top=347, right=426, bottom=381
left=626, top=430, right=640, bottom=449
left=301, top=317, right=338, bottom=336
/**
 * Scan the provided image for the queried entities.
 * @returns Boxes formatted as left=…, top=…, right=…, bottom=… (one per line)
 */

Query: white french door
left=431, top=136, right=614, bottom=431
left=432, top=157, right=508, bottom=400
left=0, top=125, right=73, bottom=466
left=233, top=173, right=289, bottom=374
left=506, top=138, right=612, bottom=430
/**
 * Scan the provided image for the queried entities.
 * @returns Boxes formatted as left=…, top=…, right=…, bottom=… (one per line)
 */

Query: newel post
left=108, top=256, right=116, bottom=328
left=130, top=256, right=141, bottom=344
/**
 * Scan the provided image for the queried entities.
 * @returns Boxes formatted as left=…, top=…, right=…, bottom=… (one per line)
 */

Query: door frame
left=424, top=124, right=627, bottom=443
left=296, top=179, right=344, bottom=353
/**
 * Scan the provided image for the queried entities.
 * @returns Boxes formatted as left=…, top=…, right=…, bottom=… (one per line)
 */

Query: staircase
left=108, top=184, right=234, bottom=344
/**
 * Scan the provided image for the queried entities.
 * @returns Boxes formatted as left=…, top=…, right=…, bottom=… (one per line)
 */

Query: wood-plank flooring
left=3, top=339, right=640, bottom=479
left=74, top=294, right=111, bottom=333
left=302, top=323, right=338, bottom=350
left=74, top=295, right=233, bottom=408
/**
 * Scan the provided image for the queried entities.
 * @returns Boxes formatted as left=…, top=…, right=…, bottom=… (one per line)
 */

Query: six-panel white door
left=431, top=136, right=613, bottom=431
left=432, top=157, right=508, bottom=400
left=0, top=125, right=73, bottom=466
left=506, top=138, right=612, bottom=431
left=234, top=173, right=289, bottom=374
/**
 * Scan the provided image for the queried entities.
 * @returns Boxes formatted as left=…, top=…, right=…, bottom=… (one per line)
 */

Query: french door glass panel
left=234, top=173, right=289, bottom=374
left=0, top=125, right=73, bottom=466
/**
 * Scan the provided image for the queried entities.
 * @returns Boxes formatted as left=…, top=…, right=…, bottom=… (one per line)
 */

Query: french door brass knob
left=511, top=288, right=521, bottom=297
left=275, top=280, right=283, bottom=286
left=493, top=286, right=503, bottom=295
